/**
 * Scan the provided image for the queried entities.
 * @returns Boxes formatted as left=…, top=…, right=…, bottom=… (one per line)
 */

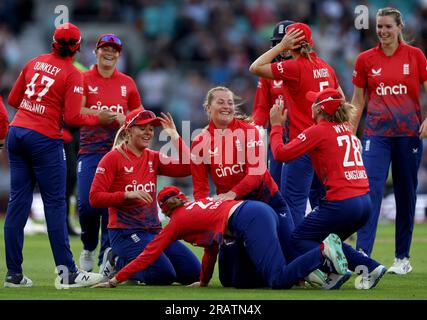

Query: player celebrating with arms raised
left=351, top=7, right=427, bottom=274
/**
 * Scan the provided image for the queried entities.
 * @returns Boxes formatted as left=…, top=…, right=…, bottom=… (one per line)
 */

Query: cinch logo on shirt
left=376, top=83, right=407, bottom=96
left=90, top=101, right=124, bottom=114
left=125, top=180, right=156, bottom=193
left=215, top=163, right=245, bottom=178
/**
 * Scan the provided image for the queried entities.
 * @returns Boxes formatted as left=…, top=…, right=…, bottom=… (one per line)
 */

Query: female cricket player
left=77, top=33, right=143, bottom=272
left=89, top=109, right=201, bottom=285
left=4, top=23, right=114, bottom=288
left=250, top=22, right=343, bottom=228
left=191, top=86, right=297, bottom=288
left=351, top=7, right=427, bottom=274
left=93, top=185, right=348, bottom=289
left=270, top=88, right=386, bottom=289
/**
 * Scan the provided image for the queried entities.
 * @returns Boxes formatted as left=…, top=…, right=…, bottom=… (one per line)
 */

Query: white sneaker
left=79, top=250, right=96, bottom=272
left=388, top=258, right=412, bottom=275
left=4, top=273, right=33, bottom=288
left=305, top=269, right=328, bottom=287
left=99, top=247, right=117, bottom=282
left=322, top=271, right=352, bottom=290
left=355, top=265, right=386, bottom=289
left=55, top=270, right=103, bottom=289
left=322, top=234, right=348, bottom=275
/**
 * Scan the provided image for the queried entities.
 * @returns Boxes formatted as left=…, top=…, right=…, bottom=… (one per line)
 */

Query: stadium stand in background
left=1, top=0, right=427, bottom=222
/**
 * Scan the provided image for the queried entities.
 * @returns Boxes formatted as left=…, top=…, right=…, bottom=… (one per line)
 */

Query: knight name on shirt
left=19, top=98, right=45, bottom=114
left=313, top=68, right=329, bottom=79
left=33, top=62, right=61, bottom=77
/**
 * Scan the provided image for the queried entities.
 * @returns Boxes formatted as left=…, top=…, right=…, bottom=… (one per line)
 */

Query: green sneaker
left=322, top=233, right=348, bottom=275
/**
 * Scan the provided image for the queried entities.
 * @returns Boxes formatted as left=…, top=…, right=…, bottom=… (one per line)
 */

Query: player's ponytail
left=377, top=7, right=406, bottom=43
left=112, top=125, right=131, bottom=160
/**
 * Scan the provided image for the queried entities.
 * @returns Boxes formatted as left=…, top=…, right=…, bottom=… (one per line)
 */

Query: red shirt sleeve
left=270, top=124, right=320, bottom=162
left=271, top=60, right=300, bottom=84
left=252, top=78, right=271, bottom=127
left=115, top=222, right=178, bottom=283
left=0, top=97, right=8, bottom=140
left=89, top=152, right=126, bottom=208
left=415, top=48, right=427, bottom=83
left=63, top=69, right=100, bottom=127
left=352, top=54, right=367, bottom=89
left=230, top=127, right=266, bottom=198
left=127, top=79, right=143, bottom=110
left=157, top=137, right=191, bottom=176
left=8, top=68, right=27, bottom=109
left=191, top=134, right=211, bottom=200
left=199, top=245, right=219, bottom=285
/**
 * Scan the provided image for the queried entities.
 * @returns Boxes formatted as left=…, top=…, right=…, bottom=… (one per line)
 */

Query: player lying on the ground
left=93, top=185, right=348, bottom=289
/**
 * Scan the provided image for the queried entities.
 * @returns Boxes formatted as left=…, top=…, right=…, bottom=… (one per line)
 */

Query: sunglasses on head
left=125, top=110, right=157, bottom=129
left=97, top=34, right=122, bottom=47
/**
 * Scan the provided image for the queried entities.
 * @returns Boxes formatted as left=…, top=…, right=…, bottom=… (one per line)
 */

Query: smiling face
left=376, top=15, right=401, bottom=47
left=206, top=89, right=235, bottom=128
left=128, top=124, right=154, bottom=151
left=96, top=45, right=120, bottom=70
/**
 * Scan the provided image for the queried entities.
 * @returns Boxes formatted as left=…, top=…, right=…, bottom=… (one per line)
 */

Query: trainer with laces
left=4, top=273, right=33, bottom=288
left=388, top=257, right=412, bottom=275
left=55, top=270, right=104, bottom=289
left=355, top=265, right=387, bottom=290
left=99, top=247, right=118, bottom=282
left=79, top=249, right=96, bottom=272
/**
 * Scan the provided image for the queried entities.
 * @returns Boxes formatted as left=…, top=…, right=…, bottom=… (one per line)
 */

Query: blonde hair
left=203, top=86, right=252, bottom=123
left=112, top=125, right=131, bottom=160
left=293, top=41, right=313, bottom=62
left=315, top=102, right=356, bottom=124
left=377, top=7, right=406, bottom=43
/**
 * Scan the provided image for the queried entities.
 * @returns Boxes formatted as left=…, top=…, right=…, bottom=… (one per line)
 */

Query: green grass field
left=0, top=219, right=426, bottom=300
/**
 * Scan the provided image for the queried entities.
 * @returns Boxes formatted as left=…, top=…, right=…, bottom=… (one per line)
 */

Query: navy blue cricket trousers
left=109, top=229, right=201, bottom=285
left=218, top=191, right=298, bottom=288
left=356, top=136, right=422, bottom=258
left=77, top=153, right=110, bottom=265
left=4, top=127, right=78, bottom=274
left=281, top=153, right=325, bottom=227
left=228, top=201, right=324, bottom=289
left=291, top=194, right=381, bottom=273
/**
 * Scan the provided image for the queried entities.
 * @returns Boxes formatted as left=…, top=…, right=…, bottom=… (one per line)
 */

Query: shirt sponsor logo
left=403, top=64, right=409, bottom=75
left=371, top=68, right=382, bottom=76
left=376, top=83, right=407, bottom=96
left=90, top=101, right=124, bottom=114
left=121, top=86, right=127, bottom=97
left=88, top=86, right=98, bottom=94
left=276, top=62, right=284, bottom=74
left=124, top=166, right=134, bottom=173
left=247, top=139, right=264, bottom=148
left=125, top=180, right=155, bottom=193
left=273, top=80, right=283, bottom=88
left=74, top=86, right=83, bottom=94
left=96, top=167, right=105, bottom=174
left=215, top=163, right=245, bottom=178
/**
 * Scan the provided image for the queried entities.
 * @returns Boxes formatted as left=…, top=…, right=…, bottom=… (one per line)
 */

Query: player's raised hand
left=159, top=112, right=180, bottom=140
left=125, top=190, right=153, bottom=203
left=278, top=28, right=304, bottom=51
left=270, top=99, right=287, bottom=126
left=115, top=113, right=126, bottom=126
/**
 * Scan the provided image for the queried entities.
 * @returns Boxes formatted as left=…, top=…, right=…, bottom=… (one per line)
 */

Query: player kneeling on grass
left=93, top=186, right=349, bottom=289
left=269, top=88, right=387, bottom=289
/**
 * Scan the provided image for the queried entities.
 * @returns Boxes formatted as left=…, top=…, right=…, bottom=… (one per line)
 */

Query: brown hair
left=377, top=7, right=406, bottom=43
left=203, top=86, right=252, bottom=123
left=314, top=102, right=356, bottom=124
